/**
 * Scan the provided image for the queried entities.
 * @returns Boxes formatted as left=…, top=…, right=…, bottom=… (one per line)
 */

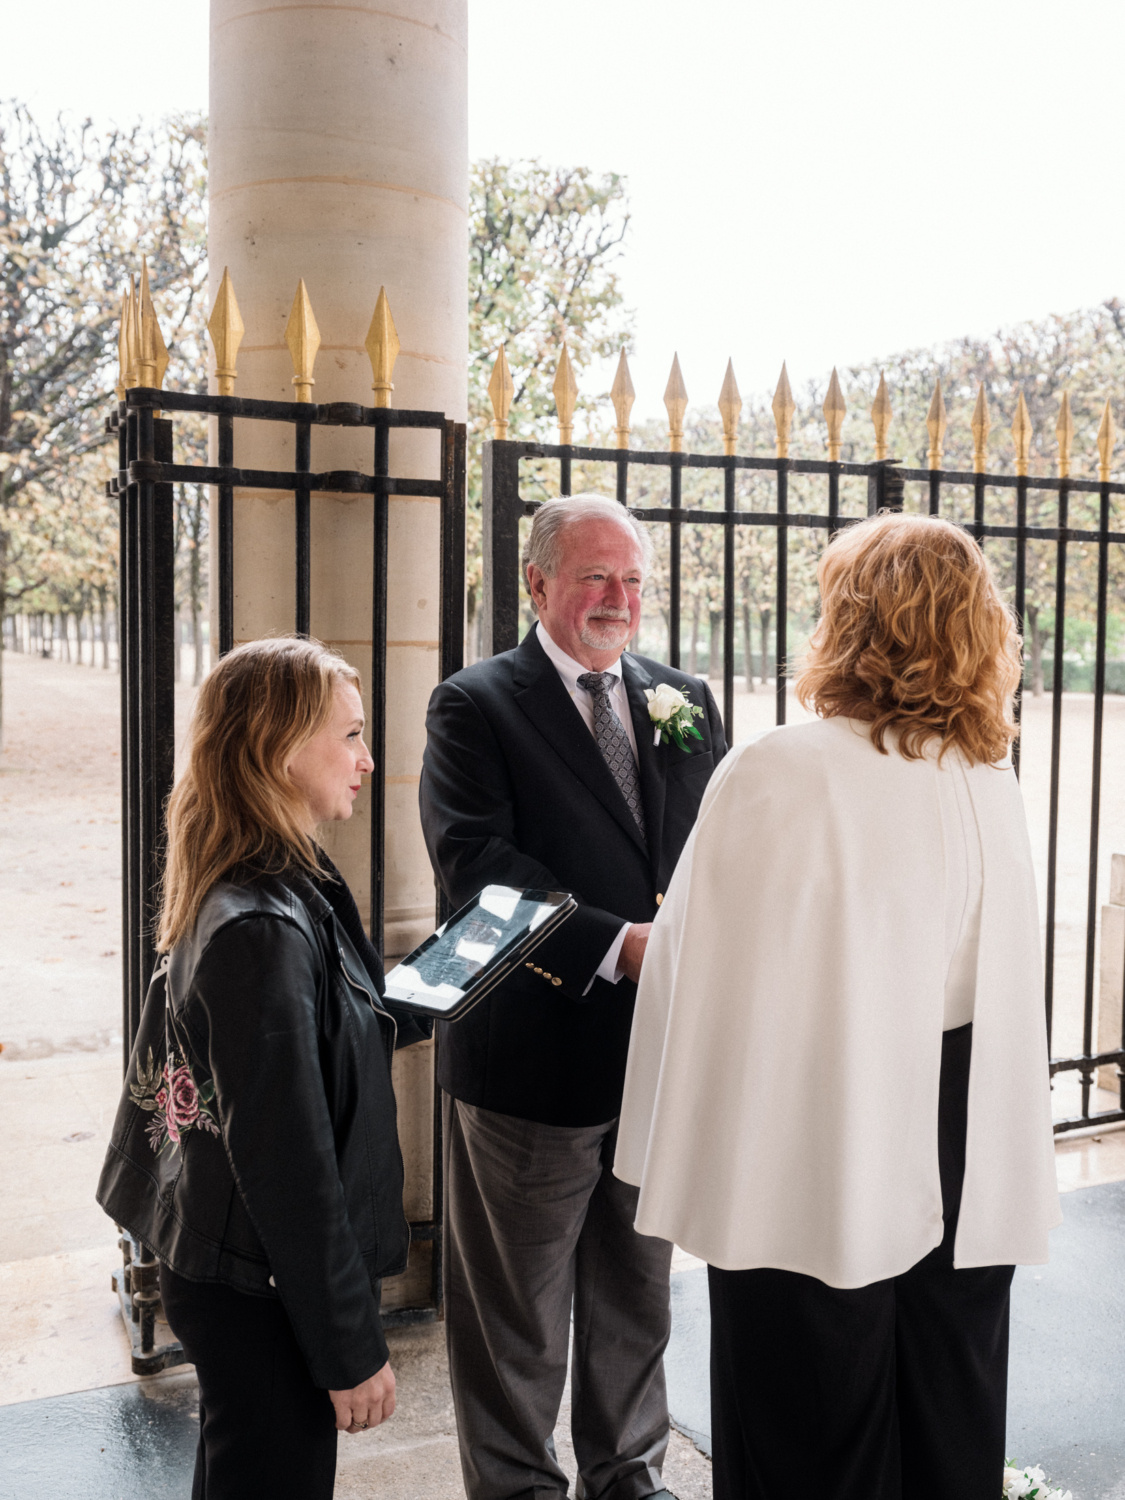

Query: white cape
left=615, top=718, right=1060, bottom=1287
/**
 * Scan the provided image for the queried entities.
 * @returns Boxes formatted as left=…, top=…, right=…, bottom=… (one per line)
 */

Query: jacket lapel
left=513, top=630, right=648, bottom=855
left=622, top=654, right=666, bottom=875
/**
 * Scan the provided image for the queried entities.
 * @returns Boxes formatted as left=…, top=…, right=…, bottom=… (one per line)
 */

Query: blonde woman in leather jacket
left=99, top=637, right=429, bottom=1500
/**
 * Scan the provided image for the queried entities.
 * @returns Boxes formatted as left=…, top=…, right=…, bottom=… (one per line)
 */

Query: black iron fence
left=108, top=363, right=464, bottom=1369
left=481, top=434, right=1125, bottom=1137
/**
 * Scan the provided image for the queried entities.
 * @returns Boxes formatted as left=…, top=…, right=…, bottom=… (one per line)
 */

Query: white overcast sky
left=4, top=0, right=1123, bottom=419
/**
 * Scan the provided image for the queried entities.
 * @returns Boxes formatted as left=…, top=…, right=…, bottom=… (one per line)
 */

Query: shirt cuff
left=583, top=921, right=632, bottom=995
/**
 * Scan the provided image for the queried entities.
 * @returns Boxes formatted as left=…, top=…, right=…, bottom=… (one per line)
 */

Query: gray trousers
left=442, top=1094, right=674, bottom=1500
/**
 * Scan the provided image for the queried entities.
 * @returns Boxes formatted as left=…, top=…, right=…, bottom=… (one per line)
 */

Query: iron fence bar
left=1052, top=1045, right=1125, bottom=1074
left=481, top=440, right=522, bottom=657
left=1054, top=1108, right=1125, bottom=1134
left=136, top=405, right=156, bottom=1056
left=776, top=462, right=788, bottom=725
left=973, top=472, right=985, bottom=544
left=484, top=438, right=1125, bottom=495
left=928, top=469, right=941, bottom=517
left=217, top=413, right=234, bottom=656
left=439, top=420, right=467, bottom=687
left=130, top=461, right=442, bottom=498
left=119, top=407, right=139, bottom=1071
left=560, top=445, right=572, bottom=498
left=1080, top=481, right=1112, bottom=1119
left=723, top=459, right=736, bottom=739
left=669, top=458, right=682, bottom=669
left=370, top=423, right=389, bottom=958
left=295, top=421, right=311, bottom=636
left=615, top=453, right=628, bottom=506
left=1013, top=475, right=1028, bottom=778
left=1043, top=481, right=1069, bottom=1050
left=827, top=462, right=840, bottom=535
left=127, top=387, right=446, bottom=429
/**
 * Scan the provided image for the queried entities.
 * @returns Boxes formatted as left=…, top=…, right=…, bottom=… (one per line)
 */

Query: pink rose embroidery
left=169, top=1066, right=200, bottom=1128
left=131, top=1048, right=219, bottom=1156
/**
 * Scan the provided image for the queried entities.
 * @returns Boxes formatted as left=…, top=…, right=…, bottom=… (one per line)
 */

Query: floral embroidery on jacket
left=130, top=1048, right=221, bottom=1156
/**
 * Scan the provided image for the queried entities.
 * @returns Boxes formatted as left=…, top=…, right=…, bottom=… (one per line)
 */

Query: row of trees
left=0, top=102, right=209, bottom=742
left=4, top=98, right=1123, bottom=739
left=525, top=310, right=1125, bottom=692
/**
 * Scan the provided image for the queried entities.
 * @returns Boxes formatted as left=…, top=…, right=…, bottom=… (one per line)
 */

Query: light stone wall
left=208, top=0, right=467, bottom=1289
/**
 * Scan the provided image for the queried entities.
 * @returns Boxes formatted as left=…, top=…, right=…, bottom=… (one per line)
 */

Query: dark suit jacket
left=419, top=628, right=728, bottom=1127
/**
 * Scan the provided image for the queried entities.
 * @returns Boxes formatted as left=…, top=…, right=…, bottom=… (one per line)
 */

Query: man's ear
left=526, top=564, right=547, bottom=613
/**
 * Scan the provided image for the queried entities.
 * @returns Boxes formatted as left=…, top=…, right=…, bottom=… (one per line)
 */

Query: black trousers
left=159, top=1265, right=339, bottom=1500
left=708, top=1024, right=1015, bottom=1500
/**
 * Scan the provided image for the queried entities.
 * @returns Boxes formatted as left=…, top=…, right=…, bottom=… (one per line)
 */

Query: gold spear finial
left=1056, top=391, right=1074, bottom=478
left=208, top=267, right=244, bottom=396
left=772, top=362, right=795, bottom=459
left=870, top=371, right=892, bottom=462
left=129, top=274, right=141, bottom=388
left=115, top=286, right=132, bottom=400
left=823, top=368, right=846, bottom=462
left=926, top=378, right=947, bottom=470
left=1011, top=390, right=1033, bottom=477
left=285, top=280, right=321, bottom=403
left=718, top=359, right=742, bottom=457
left=664, top=353, right=688, bottom=453
left=365, top=286, right=400, bottom=408
left=971, top=384, right=991, bottom=473
left=610, top=348, right=635, bottom=450
left=1097, top=398, right=1116, bottom=483
left=553, top=341, right=578, bottom=445
left=137, top=259, right=170, bottom=392
left=487, top=344, right=514, bottom=439
left=138, top=259, right=156, bottom=386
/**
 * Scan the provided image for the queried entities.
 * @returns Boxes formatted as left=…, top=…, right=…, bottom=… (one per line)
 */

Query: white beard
left=580, top=614, right=631, bottom=650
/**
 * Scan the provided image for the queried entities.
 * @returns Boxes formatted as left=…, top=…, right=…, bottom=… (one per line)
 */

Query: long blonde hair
left=795, top=512, right=1021, bottom=764
left=157, top=636, right=361, bottom=950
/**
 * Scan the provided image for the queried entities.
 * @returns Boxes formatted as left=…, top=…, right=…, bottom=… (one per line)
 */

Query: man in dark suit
left=420, top=495, right=727, bottom=1500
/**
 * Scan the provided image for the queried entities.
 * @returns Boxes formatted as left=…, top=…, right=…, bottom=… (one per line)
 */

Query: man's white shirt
left=535, top=621, right=633, bottom=986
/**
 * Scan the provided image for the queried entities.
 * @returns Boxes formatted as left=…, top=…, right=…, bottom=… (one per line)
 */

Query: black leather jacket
left=97, top=871, right=412, bottom=1389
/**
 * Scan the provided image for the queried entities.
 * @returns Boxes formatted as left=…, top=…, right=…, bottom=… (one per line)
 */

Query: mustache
left=583, top=607, right=631, bottom=623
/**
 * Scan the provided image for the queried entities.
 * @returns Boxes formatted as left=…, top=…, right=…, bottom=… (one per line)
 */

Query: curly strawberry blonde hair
left=795, top=512, right=1021, bottom=765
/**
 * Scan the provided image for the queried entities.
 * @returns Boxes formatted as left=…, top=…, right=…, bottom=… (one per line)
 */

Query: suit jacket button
left=656, top=893, right=664, bottom=905
left=534, top=967, right=543, bottom=974
left=543, top=972, right=552, bottom=979
left=552, top=977, right=562, bottom=987
left=525, top=962, right=534, bottom=968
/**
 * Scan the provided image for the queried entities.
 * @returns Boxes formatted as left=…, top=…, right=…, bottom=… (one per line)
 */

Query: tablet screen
left=384, top=885, right=569, bottom=1014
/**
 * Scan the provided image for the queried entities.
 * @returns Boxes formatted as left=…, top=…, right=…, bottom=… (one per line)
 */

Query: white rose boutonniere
left=645, top=682, right=705, bottom=750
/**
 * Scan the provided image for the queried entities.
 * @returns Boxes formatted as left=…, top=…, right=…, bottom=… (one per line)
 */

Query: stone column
left=209, top=0, right=467, bottom=1305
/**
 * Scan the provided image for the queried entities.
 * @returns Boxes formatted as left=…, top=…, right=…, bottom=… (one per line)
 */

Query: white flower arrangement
left=645, top=682, right=704, bottom=750
left=1003, top=1463, right=1072, bottom=1500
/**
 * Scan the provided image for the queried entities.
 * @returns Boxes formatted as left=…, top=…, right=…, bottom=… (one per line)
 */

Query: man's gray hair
left=521, top=494, right=654, bottom=586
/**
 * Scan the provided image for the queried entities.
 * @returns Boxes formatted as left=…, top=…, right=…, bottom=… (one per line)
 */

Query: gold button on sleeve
left=656, top=893, right=664, bottom=906
left=552, top=977, right=562, bottom=987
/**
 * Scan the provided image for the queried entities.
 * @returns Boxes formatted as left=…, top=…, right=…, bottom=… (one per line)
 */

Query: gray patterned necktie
left=577, top=672, right=646, bottom=840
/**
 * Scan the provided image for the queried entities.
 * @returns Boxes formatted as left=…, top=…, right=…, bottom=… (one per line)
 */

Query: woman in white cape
left=615, top=513, right=1060, bottom=1500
